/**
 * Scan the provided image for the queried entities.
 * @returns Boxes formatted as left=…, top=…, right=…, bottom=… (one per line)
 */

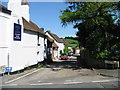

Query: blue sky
left=2, top=2, right=78, bottom=38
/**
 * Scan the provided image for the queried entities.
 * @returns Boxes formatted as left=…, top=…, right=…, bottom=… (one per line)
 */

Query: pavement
left=1, top=68, right=39, bottom=84
left=93, top=69, right=119, bottom=78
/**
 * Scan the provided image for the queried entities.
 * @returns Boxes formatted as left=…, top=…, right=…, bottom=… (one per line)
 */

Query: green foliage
left=96, top=50, right=110, bottom=59
left=62, top=38, right=79, bottom=48
left=60, top=50, right=63, bottom=56
left=37, top=64, right=43, bottom=69
left=26, top=66, right=31, bottom=70
left=60, top=2, right=120, bottom=61
left=64, top=45, right=69, bottom=54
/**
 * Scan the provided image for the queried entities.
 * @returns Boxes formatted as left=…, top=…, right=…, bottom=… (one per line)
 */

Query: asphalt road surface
left=2, top=55, right=119, bottom=88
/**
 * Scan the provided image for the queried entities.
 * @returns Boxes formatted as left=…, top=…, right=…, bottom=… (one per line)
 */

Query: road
left=1, top=55, right=119, bottom=88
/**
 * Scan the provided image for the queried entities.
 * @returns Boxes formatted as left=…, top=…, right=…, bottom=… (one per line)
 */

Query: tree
left=60, top=50, right=63, bottom=56
left=64, top=45, right=69, bottom=54
left=60, top=2, right=120, bottom=61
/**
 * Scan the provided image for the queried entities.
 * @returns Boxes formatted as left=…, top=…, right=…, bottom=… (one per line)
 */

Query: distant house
left=75, top=46, right=80, bottom=54
left=0, top=0, right=46, bottom=73
left=45, top=31, right=64, bottom=59
left=68, top=46, right=73, bottom=53
left=62, top=40, right=74, bottom=53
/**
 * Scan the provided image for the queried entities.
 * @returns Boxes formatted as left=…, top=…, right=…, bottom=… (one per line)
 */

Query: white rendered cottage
left=0, top=0, right=46, bottom=73
left=45, top=31, right=64, bottom=59
left=0, top=4, right=12, bottom=74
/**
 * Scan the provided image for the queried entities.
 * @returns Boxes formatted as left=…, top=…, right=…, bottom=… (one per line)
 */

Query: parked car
left=60, top=54, right=68, bottom=60
left=68, top=52, right=73, bottom=56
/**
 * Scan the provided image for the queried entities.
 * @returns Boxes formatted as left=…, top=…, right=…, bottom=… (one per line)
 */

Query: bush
left=60, top=50, right=63, bottom=56
left=96, top=50, right=110, bottom=59
left=64, top=45, right=68, bottom=54
left=37, top=64, right=43, bottom=69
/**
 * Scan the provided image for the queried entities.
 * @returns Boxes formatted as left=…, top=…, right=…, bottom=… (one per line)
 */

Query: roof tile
left=46, top=31, right=63, bottom=43
left=22, top=17, right=45, bottom=35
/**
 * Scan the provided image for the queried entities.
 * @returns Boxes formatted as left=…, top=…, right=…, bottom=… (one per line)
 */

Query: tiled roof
left=52, top=42, right=58, bottom=48
left=47, top=37, right=54, bottom=42
left=46, top=31, right=63, bottom=43
left=22, top=17, right=45, bottom=35
left=0, top=4, right=11, bottom=15
left=0, top=4, right=7, bottom=9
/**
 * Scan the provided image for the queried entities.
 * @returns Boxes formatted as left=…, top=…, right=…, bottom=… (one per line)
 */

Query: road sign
left=5, top=67, right=12, bottom=72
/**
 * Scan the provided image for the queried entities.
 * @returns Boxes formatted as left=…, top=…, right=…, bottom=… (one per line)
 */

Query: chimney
left=21, top=0, right=29, bottom=5
left=21, top=0, right=24, bottom=5
left=8, top=0, right=22, bottom=17
left=21, top=0, right=30, bottom=21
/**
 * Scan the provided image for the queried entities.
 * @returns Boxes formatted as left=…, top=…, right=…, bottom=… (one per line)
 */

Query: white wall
left=37, top=34, right=44, bottom=62
left=0, top=12, right=10, bottom=73
left=8, top=0, right=22, bottom=18
left=68, top=47, right=73, bottom=52
left=1, top=0, right=44, bottom=72
left=54, top=41, right=64, bottom=57
left=0, top=13, right=39, bottom=72
left=8, top=15, right=26, bottom=72
left=6, top=0, right=39, bottom=72
left=76, top=49, right=80, bottom=54
left=21, top=5, right=30, bottom=22
left=22, top=30, right=38, bottom=67
left=8, top=0, right=30, bottom=22
left=8, top=19, right=45, bottom=72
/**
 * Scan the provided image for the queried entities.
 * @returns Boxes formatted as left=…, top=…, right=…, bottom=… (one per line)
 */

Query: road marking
left=64, top=82, right=83, bottom=84
left=30, top=83, right=53, bottom=86
left=5, top=68, right=44, bottom=84
left=64, top=79, right=118, bottom=84
left=2, top=84, right=18, bottom=86
left=92, top=80, right=111, bottom=83
left=38, top=81, right=41, bottom=82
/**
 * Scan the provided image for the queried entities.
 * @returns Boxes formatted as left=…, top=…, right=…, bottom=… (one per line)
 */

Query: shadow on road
left=46, top=56, right=82, bottom=70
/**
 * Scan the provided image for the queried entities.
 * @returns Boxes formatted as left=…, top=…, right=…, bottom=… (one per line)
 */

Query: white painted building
left=68, top=46, right=73, bottom=52
left=75, top=46, right=80, bottom=54
left=45, top=31, right=64, bottom=59
left=0, top=4, right=12, bottom=74
left=0, top=0, right=46, bottom=73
